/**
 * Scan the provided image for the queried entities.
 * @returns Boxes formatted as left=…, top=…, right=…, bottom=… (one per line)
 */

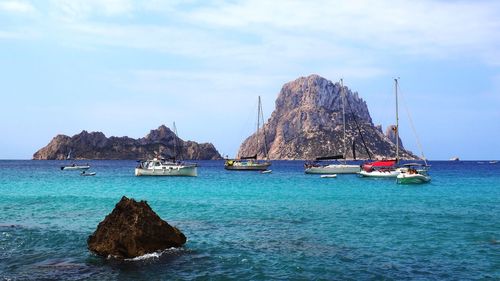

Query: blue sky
left=1, top=0, right=499, bottom=160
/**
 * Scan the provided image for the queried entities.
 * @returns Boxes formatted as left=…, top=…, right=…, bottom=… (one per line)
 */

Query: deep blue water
left=0, top=160, right=499, bottom=280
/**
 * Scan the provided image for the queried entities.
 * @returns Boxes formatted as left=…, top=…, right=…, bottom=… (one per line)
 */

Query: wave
left=123, top=247, right=184, bottom=261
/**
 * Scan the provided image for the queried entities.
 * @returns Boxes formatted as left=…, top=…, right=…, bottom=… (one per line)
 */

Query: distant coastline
left=33, top=125, right=221, bottom=160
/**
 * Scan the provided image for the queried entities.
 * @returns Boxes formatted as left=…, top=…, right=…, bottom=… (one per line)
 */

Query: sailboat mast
left=173, top=122, right=178, bottom=161
left=341, top=79, right=347, bottom=164
left=259, top=97, right=269, bottom=161
left=256, top=96, right=261, bottom=159
left=395, top=78, right=399, bottom=163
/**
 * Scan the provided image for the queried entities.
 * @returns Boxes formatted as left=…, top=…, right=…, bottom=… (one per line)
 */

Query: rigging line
left=397, top=83, right=428, bottom=166
left=256, top=96, right=260, bottom=152
left=236, top=98, right=259, bottom=158
left=341, top=79, right=347, bottom=164
left=345, top=92, right=373, bottom=160
left=173, top=121, right=179, bottom=160
left=259, top=97, right=270, bottom=160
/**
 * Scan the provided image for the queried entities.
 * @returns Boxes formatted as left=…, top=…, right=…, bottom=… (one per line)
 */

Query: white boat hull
left=135, top=165, right=197, bottom=177
left=224, top=160, right=271, bottom=171
left=358, top=169, right=400, bottom=178
left=397, top=173, right=430, bottom=184
left=305, top=164, right=360, bottom=174
left=61, top=165, right=90, bottom=171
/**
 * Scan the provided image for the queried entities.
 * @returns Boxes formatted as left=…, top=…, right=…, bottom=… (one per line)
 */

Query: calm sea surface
left=0, top=160, right=499, bottom=280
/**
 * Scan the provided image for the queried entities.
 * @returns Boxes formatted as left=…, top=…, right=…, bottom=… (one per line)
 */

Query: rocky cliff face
left=33, top=125, right=221, bottom=160
left=238, top=74, right=416, bottom=160
left=385, top=125, right=404, bottom=149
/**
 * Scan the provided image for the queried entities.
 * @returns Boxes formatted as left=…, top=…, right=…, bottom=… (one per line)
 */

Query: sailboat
left=359, top=78, right=431, bottom=182
left=135, top=122, right=198, bottom=177
left=304, top=79, right=361, bottom=174
left=358, top=78, right=402, bottom=178
left=225, top=96, right=271, bottom=171
left=60, top=149, right=91, bottom=171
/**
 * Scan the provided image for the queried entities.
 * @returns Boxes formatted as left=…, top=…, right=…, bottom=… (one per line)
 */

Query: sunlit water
left=0, top=160, right=499, bottom=280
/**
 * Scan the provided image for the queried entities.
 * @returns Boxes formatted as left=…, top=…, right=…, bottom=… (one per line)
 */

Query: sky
left=1, top=0, right=499, bottom=160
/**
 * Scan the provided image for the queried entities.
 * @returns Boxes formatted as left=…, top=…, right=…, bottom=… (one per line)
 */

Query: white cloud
left=0, top=0, right=35, bottom=13
left=0, top=28, right=39, bottom=39
left=187, top=0, right=500, bottom=63
left=50, top=0, right=133, bottom=21
left=3, top=0, right=500, bottom=66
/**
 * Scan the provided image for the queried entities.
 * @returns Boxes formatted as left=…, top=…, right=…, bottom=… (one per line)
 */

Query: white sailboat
left=304, top=79, right=361, bottom=174
left=357, top=78, right=431, bottom=183
left=61, top=164, right=91, bottom=171
left=60, top=149, right=91, bottom=171
left=225, top=96, right=271, bottom=171
left=358, top=78, right=402, bottom=178
left=134, top=158, right=197, bottom=177
left=135, top=122, right=198, bottom=177
left=395, top=81, right=431, bottom=184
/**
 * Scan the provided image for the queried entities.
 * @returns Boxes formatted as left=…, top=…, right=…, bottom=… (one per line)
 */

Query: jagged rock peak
left=274, top=74, right=372, bottom=125
left=140, top=125, right=178, bottom=145
left=33, top=125, right=221, bottom=160
left=144, top=125, right=173, bottom=141
left=237, top=74, right=416, bottom=160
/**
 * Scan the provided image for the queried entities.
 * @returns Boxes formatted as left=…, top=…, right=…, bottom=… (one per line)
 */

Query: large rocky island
left=33, top=125, right=221, bottom=160
left=238, top=74, right=416, bottom=160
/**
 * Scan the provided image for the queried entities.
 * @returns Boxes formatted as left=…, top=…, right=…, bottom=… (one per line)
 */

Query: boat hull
left=61, top=165, right=90, bottom=171
left=224, top=163, right=271, bottom=171
left=305, top=164, right=360, bottom=174
left=358, top=169, right=400, bottom=178
left=397, top=173, right=430, bottom=184
left=135, top=165, right=197, bottom=177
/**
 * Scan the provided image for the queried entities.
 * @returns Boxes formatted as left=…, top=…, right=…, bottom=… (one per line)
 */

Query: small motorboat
left=320, top=174, right=337, bottom=178
left=396, top=163, right=430, bottom=184
left=397, top=173, right=430, bottom=184
left=80, top=171, right=96, bottom=176
left=489, top=160, right=498, bottom=164
left=261, top=170, right=272, bottom=174
left=61, top=164, right=90, bottom=171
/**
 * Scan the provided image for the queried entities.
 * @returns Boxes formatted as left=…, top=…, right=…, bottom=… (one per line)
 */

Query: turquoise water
left=0, top=160, right=499, bottom=280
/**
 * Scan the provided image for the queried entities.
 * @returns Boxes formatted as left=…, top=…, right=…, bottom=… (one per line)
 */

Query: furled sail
left=352, top=140, right=356, bottom=160
left=240, top=154, right=257, bottom=160
left=315, top=155, right=344, bottom=161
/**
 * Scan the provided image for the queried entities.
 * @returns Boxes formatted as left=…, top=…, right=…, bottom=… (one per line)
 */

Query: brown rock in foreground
left=87, top=196, right=186, bottom=259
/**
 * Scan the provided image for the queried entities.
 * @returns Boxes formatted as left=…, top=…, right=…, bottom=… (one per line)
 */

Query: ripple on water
left=0, top=160, right=499, bottom=280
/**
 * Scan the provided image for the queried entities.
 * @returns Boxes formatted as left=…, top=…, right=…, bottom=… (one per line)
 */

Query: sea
left=0, top=160, right=499, bottom=280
